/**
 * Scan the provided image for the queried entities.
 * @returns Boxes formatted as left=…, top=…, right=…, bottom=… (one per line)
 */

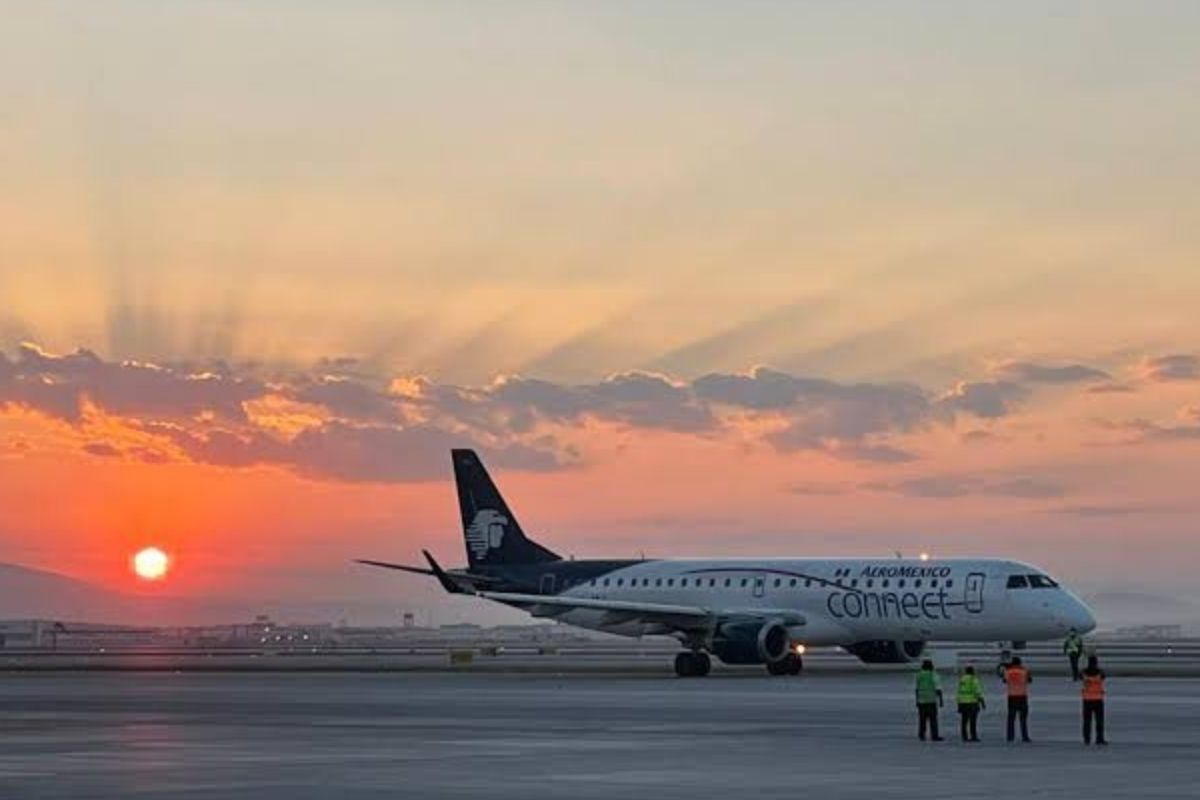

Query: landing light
left=919, top=552, right=931, bottom=562
left=793, top=643, right=807, bottom=655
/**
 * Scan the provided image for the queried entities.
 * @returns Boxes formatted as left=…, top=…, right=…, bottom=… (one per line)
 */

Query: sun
left=132, top=547, right=171, bottom=581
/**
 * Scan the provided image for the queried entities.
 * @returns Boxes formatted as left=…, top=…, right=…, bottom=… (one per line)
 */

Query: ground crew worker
left=914, top=659, right=944, bottom=741
left=1063, top=628, right=1085, bottom=681
left=955, top=665, right=986, bottom=742
left=1081, top=654, right=1108, bottom=746
left=1003, top=655, right=1033, bottom=743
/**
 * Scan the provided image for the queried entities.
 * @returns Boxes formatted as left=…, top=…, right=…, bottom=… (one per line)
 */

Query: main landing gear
left=673, top=651, right=805, bottom=677
left=674, top=651, right=712, bottom=678
left=766, top=652, right=804, bottom=676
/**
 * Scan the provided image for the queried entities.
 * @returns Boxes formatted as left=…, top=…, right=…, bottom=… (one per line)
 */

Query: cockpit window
left=1028, top=574, right=1059, bottom=589
left=1006, top=575, right=1029, bottom=589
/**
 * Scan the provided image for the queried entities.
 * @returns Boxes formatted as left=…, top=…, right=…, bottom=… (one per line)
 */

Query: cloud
left=865, top=474, right=1068, bottom=500
left=82, top=442, right=121, bottom=458
left=1086, top=382, right=1135, bottom=394
left=159, top=422, right=569, bottom=483
left=493, top=372, right=717, bottom=433
left=289, top=376, right=399, bottom=422
left=1120, top=417, right=1200, bottom=443
left=787, top=483, right=848, bottom=496
left=993, top=361, right=1109, bottom=384
left=936, top=381, right=1028, bottom=419
left=1, top=343, right=1148, bottom=481
left=828, top=441, right=919, bottom=463
left=694, top=367, right=948, bottom=461
left=693, top=368, right=934, bottom=433
left=1048, top=504, right=1167, bottom=518
left=1, top=343, right=262, bottom=423
left=1140, top=354, right=1199, bottom=382
left=765, top=426, right=919, bottom=463
left=130, top=446, right=170, bottom=464
left=399, top=371, right=717, bottom=435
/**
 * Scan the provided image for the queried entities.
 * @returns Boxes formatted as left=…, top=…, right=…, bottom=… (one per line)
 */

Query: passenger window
left=680, top=578, right=688, bottom=587
left=724, top=578, right=731, bottom=587
left=790, top=578, right=797, bottom=587
left=882, top=580, right=890, bottom=588
left=931, top=579, right=938, bottom=588
left=655, top=578, right=662, bottom=587
left=616, top=579, right=623, bottom=587
left=709, top=578, right=716, bottom=587
left=850, top=579, right=858, bottom=588
left=914, top=580, right=922, bottom=588
left=945, top=579, right=954, bottom=588
left=740, top=579, right=748, bottom=588
left=1006, top=575, right=1029, bottom=589
left=898, top=580, right=906, bottom=588
left=589, top=580, right=595, bottom=587
left=667, top=578, right=674, bottom=587
left=603, top=579, right=610, bottom=587
left=805, top=579, right=812, bottom=588
left=773, top=578, right=781, bottom=588
left=866, top=579, right=874, bottom=588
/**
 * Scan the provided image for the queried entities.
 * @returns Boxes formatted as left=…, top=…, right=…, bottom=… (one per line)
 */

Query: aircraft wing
left=479, top=591, right=806, bottom=633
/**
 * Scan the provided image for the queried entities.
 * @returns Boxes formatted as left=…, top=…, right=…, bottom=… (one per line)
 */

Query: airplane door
left=964, top=572, right=985, bottom=614
left=753, top=574, right=766, bottom=598
left=540, top=574, right=556, bottom=595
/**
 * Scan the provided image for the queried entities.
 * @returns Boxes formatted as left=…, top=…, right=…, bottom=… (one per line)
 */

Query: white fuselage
left=549, top=557, right=1095, bottom=647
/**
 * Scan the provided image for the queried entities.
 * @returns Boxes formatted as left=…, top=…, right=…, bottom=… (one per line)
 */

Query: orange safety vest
left=1005, top=666, right=1030, bottom=697
left=1082, top=673, right=1105, bottom=701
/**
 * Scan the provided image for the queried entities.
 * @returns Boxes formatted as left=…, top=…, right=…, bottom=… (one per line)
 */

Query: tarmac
left=1, top=671, right=1197, bottom=799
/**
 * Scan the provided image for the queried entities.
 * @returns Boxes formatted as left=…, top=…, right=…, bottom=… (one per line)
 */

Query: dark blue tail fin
left=452, top=449, right=559, bottom=568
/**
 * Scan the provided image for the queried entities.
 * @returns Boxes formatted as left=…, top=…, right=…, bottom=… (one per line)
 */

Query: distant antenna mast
left=894, top=550, right=903, bottom=559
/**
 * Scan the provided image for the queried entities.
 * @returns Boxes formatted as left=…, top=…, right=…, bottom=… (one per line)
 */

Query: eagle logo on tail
left=466, top=509, right=508, bottom=559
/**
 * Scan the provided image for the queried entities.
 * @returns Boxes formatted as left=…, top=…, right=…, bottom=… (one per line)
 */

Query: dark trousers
left=1068, top=653, right=1081, bottom=680
left=917, top=703, right=940, bottom=740
left=1006, top=696, right=1030, bottom=742
left=958, top=703, right=980, bottom=741
left=1083, top=700, right=1106, bottom=744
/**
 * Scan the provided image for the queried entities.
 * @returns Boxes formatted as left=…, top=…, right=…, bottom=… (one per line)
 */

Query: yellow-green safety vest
left=956, top=673, right=985, bottom=705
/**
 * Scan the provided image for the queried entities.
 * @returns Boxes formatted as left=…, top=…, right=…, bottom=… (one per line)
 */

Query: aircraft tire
left=766, top=653, right=803, bottom=676
left=675, top=652, right=696, bottom=678
left=675, top=651, right=712, bottom=678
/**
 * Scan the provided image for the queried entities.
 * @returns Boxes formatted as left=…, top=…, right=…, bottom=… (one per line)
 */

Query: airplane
left=358, top=449, right=1097, bottom=677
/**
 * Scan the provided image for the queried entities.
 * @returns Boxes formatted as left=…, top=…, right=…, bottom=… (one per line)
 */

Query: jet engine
left=710, top=619, right=792, bottom=665
left=844, top=640, right=927, bottom=664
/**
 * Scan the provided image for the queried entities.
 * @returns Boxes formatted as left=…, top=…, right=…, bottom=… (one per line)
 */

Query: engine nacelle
left=711, top=619, right=791, bottom=665
left=844, top=640, right=926, bottom=664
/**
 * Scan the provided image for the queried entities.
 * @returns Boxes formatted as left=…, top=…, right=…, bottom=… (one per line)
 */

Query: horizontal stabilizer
left=353, top=555, right=503, bottom=594
left=354, top=559, right=435, bottom=577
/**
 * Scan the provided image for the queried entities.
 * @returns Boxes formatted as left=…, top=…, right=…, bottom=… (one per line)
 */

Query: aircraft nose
left=1067, top=595, right=1096, bottom=634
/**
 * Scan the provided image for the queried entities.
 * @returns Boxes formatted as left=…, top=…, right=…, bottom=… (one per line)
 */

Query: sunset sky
left=2, top=2, right=1199, bottom=623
